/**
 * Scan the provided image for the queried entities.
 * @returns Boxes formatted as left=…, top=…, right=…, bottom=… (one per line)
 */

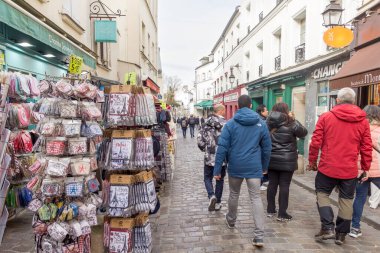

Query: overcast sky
left=158, top=0, right=240, bottom=85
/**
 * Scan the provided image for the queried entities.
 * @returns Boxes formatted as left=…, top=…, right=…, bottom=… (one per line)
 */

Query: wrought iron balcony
left=295, top=43, right=305, bottom=63
left=275, top=55, right=281, bottom=71
left=259, top=12, right=264, bottom=22
left=258, top=65, right=263, bottom=77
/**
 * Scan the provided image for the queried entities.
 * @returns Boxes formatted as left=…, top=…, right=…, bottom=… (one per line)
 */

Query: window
left=247, top=25, right=251, bottom=34
left=97, top=42, right=111, bottom=68
left=62, top=0, right=81, bottom=25
left=246, top=71, right=250, bottom=81
left=237, top=38, right=240, bottom=45
left=300, top=18, right=306, bottom=44
left=148, top=34, right=151, bottom=57
left=141, top=22, right=146, bottom=52
left=202, top=73, right=206, bottom=81
left=152, top=42, right=155, bottom=62
left=317, top=81, right=329, bottom=106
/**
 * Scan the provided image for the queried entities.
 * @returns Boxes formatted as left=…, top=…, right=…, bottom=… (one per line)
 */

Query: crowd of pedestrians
left=195, top=88, right=377, bottom=248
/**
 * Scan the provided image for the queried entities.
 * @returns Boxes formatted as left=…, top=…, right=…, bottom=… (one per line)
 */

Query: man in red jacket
left=308, top=87, right=372, bottom=245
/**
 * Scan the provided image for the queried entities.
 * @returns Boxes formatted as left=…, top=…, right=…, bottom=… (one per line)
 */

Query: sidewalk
left=293, top=171, right=380, bottom=230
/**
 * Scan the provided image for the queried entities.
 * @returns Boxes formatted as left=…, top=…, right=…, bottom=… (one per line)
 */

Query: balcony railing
left=259, top=12, right=264, bottom=22
left=295, top=43, right=305, bottom=63
left=258, top=65, right=263, bottom=77
left=275, top=55, right=281, bottom=71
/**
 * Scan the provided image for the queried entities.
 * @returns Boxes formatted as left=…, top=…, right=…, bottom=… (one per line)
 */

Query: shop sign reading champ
left=312, top=62, right=344, bottom=80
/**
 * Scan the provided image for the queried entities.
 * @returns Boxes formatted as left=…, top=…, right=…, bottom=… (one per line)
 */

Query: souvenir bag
left=80, top=220, right=91, bottom=235
left=108, top=174, right=133, bottom=217
left=17, top=73, right=31, bottom=99
left=13, top=130, right=33, bottom=154
left=134, top=130, right=154, bottom=170
left=62, top=240, right=80, bottom=253
left=96, top=89, right=105, bottom=103
left=63, top=120, right=81, bottom=137
left=69, top=220, right=83, bottom=238
left=27, top=75, right=40, bottom=97
left=41, top=178, right=64, bottom=197
left=81, top=121, right=103, bottom=138
left=87, top=176, right=100, bottom=193
left=133, top=213, right=152, bottom=253
left=28, top=158, right=46, bottom=175
left=38, top=203, right=58, bottom=221
left=27, top=175, right=41, bottom=193
left=31, top=111, right=45, bottom=125
left=74, top=82, right=90, bottom=98
left=65, top=177, right=84, bottom=197
left=47, top=222, right=68, bottom=242
left=108, top=218, right=134, bottom=253
left=89, top=156, right=98, bottom=171
left=38, top=80, right=52, bottom=96
left=56, top=79, right=73, bottom=97
left=68, top=138, right=87, bottom=155
left=32, top=215, right=48, bottom=235
left=86, top=203, right=97, bottom=226
left=45, top=137, right=66, bottom=156
left=40, top=121, right=58, bottom=137
left=45, top=158, right=70, bottom=177
left=16, top=103, right=31, bottom=129
left=28, top=198, right=43, bottom=212
left=81, top=102, right=102, bottom=121
left=60, top=100, right=79, bottom=119
left=15, top=154, right=36, bottom=178
left=144, top=92, right=157, bottom=125
left=110, top=130, right=134, bottom=170
left=70, top=158, right=91, bottom=176
left=58, top=203, right=79, bottom=222
left=107, top=85, right=132, bottom=127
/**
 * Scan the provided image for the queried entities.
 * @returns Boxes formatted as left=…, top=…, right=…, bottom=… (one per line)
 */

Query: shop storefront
left=0, top=0, right=96, bottom=78
left=213, top=84, right=247, bottom=120
left=329, top=4, right=380, bottom=108
left=143, top=77, right=160, bottom=94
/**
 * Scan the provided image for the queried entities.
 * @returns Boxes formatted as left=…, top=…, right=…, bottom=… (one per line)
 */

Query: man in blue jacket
left=214, top=95, right=272, bottom=247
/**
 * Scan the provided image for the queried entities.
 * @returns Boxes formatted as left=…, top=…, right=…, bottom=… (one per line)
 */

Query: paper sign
left=68, top=55, right=83, bottom=75
left=124, top=72, right=137, bottom=85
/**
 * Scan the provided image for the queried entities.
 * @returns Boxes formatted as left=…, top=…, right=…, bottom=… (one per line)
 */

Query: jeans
left=204, top=165, right=226, bottom=203
left=315, top=171, right=357, bottom=234
left=267, top=170, right=294, bottom=216
left=189, top=125, right=195, bottom=137
left=182, top=127, right=187, bottom=138
left=352, top=177, right=380, bottom=229
left=227, top=176, right=265, bottom=240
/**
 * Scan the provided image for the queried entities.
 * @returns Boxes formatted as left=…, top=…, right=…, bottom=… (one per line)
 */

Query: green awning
left=195, top=100, right=213, bottom=108
left=0, top=0, right=96, bottom=69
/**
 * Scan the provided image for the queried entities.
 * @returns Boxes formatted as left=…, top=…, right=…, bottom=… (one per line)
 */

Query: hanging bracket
left=89, top=0, right=126, bottom=20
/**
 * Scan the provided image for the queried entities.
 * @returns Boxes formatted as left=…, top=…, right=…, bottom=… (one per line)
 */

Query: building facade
left=194, top=56, right=215, bottom=117
left=0, top=0, right=161, bottom=91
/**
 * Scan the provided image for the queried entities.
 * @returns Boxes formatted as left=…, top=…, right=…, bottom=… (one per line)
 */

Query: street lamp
left=229, top=68, right=236, bottom=85
left=322, top=0, right=344, bottom=27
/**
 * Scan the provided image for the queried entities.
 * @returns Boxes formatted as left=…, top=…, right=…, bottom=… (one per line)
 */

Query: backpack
left=181, top=119, right=187, bottom=128
left=189, top=117, right=195, bottom=125
left=159, top=110, right=167, bottom=123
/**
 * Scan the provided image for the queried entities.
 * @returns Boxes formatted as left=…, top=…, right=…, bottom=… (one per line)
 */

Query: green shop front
left=247, top=72, right=307, bottom=156
left=0, top=0, right=96, bottom=77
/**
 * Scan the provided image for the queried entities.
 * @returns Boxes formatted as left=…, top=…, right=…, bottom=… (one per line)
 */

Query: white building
left=194, top=56, right=215, bottom=116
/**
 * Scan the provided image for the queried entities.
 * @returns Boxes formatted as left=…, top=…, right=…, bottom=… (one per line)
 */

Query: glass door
left=292, top=86, right=306, bottom=155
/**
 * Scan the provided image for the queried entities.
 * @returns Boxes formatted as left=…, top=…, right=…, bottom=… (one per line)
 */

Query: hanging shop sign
left=94, top=20, right=117, bottom=43
left=124, top=72, right=137, bottom=85
left=323, top=26, right=354, bottom=48
left=312, top=62, right=344, bottom=80
left=0, top=51, right=4, bottom=66
left=144, top=78, right=160, bottom=93
left=68, top=55, right=83, bottom=75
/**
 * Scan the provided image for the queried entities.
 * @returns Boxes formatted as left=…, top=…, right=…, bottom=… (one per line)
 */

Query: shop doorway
left=252, top=97, right=264, bottom=111
left=292, top=86, right=306, bottom=155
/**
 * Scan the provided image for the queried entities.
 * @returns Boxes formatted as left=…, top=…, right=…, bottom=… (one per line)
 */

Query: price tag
left=0, top=52, right=5, bottom=66
left=68, top=55, right=83, bottom=75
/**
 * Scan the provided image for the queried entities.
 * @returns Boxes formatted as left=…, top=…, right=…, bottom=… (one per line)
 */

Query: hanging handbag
left=67, top=138, right=87, bottom=155
left=70, top=158, right=91, bottom=176
left=45, top=158, right=70, bottom=177
left=65, top=177, right=84, bottom=197
left=48, top=222, right=68, bottom=242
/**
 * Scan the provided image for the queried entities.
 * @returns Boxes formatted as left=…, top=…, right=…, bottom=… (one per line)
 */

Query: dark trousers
left=204, top=165, right=226, bottom=203
left=189, top=125, right=195, bottom=137
left=182, top=127, right=187, bottom=138
left=267, top=170, right=294, bottom=216
left=315, top=171, right=357, bottom=234
left=352, top=177, right=380, bottom=229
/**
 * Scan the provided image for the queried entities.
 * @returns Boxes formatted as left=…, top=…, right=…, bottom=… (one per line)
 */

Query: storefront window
left=317, top=81, right=329, bottom=106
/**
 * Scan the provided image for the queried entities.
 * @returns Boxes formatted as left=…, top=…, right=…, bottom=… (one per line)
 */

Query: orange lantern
left=323, top=26, right=354, bottom=48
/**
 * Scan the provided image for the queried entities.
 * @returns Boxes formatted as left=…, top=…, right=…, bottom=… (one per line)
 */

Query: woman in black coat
left=266, top=102, right=308, bottom=221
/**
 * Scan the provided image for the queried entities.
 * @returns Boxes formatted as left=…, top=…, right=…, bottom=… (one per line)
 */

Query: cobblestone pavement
left=151, top=129, right=380, bottom=253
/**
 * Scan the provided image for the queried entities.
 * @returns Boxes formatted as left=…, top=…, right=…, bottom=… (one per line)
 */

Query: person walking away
left=197, top=104, right=227, bottom=211
left=256, top=104, right=269, bottom=190
left=195, top=116, right=200, bottom=129
left=201, top=117, right=205, bottom=126
left=188, top=115, right=196, bottom=138
left=266, top=103, right=308, bottom=221
left=349, top=105, right=380, bottom=238
left=308, top=88, right=372, bottom=245
left=181, top=116, right=189, bottom=138
left=214, top=95, right=272, bottom=247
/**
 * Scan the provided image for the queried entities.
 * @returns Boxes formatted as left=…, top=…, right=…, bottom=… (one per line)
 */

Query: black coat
left=266, top=111, right=308, bottom=172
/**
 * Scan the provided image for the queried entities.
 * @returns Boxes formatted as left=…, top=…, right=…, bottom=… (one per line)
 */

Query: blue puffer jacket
left=214, top=107, right=272, bottom=178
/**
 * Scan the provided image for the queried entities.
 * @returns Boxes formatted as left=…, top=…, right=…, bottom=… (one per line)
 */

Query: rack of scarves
left=21, top=76, right=104, bottom=253
left=151, top=129, right=172, bottom=183
left=101, top=85, right=158, bottom=253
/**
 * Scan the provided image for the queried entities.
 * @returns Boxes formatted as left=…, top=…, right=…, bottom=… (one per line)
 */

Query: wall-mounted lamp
left=229, top=64, right=241, bottom=84
left=322, top=0, right=344, bottom=27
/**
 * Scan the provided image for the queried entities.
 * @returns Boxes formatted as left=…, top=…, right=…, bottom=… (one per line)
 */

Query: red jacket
left=309, top=104, right=372, bottom=179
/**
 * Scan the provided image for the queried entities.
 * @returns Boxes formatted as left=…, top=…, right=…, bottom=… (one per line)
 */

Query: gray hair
left=214, top=103, right=225, bottom=113
left=337, top=87, right=356, bottom=104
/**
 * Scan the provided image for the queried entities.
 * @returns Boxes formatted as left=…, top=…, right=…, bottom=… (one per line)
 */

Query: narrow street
left=151, top=128, right=380, bottom=253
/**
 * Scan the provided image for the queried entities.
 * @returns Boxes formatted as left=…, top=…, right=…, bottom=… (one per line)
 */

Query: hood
left=233, top=108, right=260, bottom=126
left=267, top=111, right=288, bottom=129
left=205, top=114, right=223, bottom=130
left=331, top=104, right=366, bottom=123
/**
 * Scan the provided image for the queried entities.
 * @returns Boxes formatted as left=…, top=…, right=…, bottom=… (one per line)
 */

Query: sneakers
left=215, top=203, right=222, bottom=211
left=277, top=213, right=293, bottom=222
left=252, top=238, right=264, bottom=247
left=225, top=215, right=235, bottom=229
left=267, top=212, right=277, bottom=218
left=315, top=229, right=335, bottom=242
left=208, top=195, right=217, bottom=211
left=260, top=185, right=268, bottom=191
left=349, top=228, right=362, bottom=238
left=335, top=233, right=346, bottom=245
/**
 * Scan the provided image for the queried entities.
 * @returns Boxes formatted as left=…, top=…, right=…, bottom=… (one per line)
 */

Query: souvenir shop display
left=102, top=84, right=158, bottom=253
left=152, top=128, right=172, bottom=183
left=14, top=75, right=104, bottom=252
